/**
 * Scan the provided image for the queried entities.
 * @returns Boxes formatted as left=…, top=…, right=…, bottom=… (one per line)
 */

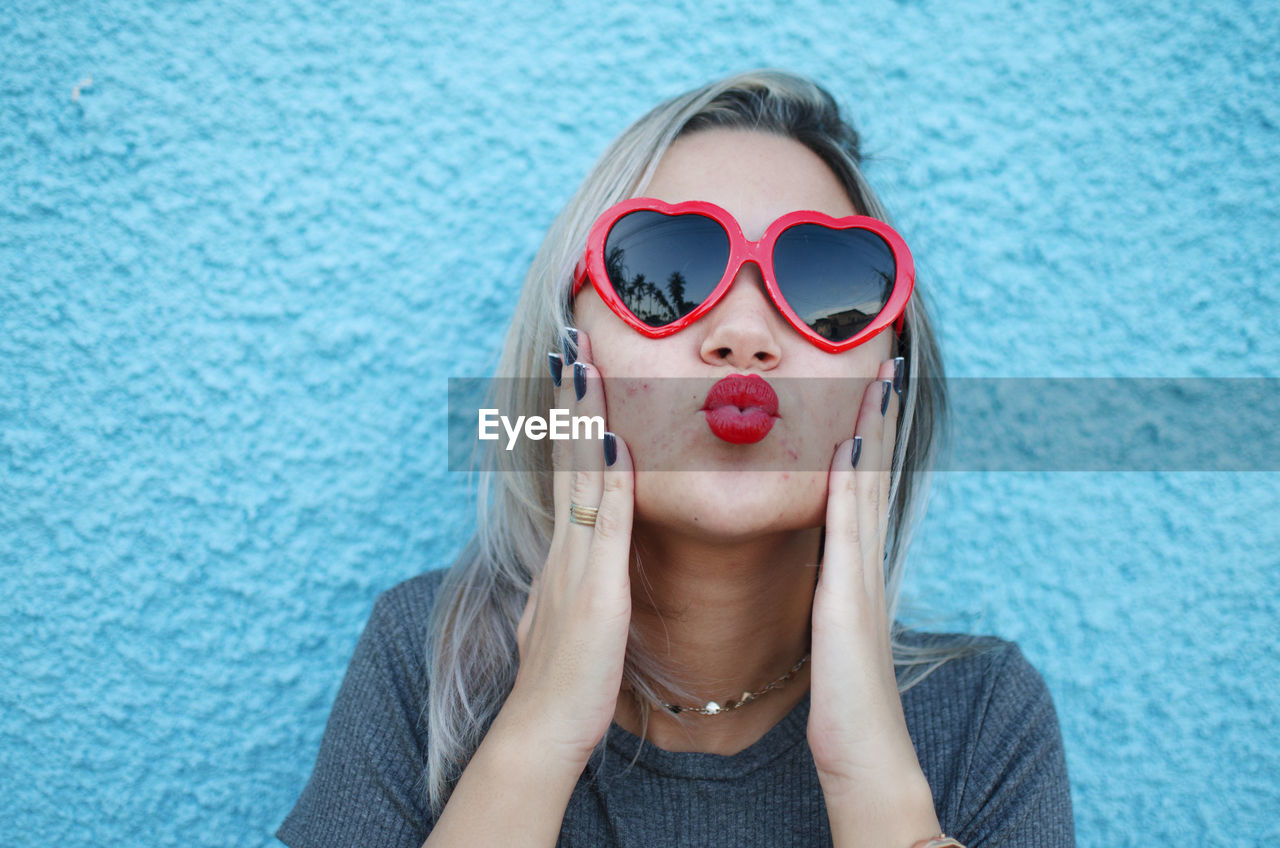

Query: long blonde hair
left=423, top=68, right=988, bottom=815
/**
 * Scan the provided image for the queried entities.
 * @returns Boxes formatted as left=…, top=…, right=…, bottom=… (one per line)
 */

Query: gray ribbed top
left=278, top=569, right=1074, bottom=847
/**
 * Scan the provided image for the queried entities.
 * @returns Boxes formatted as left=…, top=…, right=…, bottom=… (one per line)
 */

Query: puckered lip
left=700, top=374, right=780, bottom=416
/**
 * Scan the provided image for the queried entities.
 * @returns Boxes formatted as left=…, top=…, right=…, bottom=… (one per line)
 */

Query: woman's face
left=573, top=128, right=893, bottom=541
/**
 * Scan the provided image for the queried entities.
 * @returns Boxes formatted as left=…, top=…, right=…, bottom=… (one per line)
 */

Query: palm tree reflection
left=606, top=246, right=699, bottom=326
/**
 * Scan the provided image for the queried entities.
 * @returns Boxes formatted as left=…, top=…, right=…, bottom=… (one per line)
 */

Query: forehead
left=642, top=128, right=857, bottom=239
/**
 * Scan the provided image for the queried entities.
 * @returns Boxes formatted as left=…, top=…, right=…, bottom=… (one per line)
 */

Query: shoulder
left=376, top=566, right=449, bottom=613
left=892, top=629, right=1062, bottom=775
left=275, top=568, right=453, bottom=848
left=895, top=630, right=1049, bottom=701
left=895, top=631, right=1073, bottom=841
left=371, top=567, right=450, bottom=629
left=344, top=567, right=450, bottom=693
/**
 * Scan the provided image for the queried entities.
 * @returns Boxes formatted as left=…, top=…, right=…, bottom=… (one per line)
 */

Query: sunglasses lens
left=772, top=224, right=897, bottom=342
left=603, top=211, right=730, bottom=327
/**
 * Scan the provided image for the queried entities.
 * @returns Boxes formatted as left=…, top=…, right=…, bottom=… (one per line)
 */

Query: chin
left=633, top=468, right=828, bottom=540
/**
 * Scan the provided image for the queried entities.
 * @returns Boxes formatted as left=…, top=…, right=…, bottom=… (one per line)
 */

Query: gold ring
left=569, top=503, right=599, bottom=526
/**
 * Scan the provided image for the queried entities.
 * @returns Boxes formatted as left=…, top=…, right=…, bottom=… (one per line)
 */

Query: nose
left=697, top=261, right=784, bottom=370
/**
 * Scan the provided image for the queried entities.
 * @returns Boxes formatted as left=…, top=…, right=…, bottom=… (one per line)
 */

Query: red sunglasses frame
left=572, top=197, right=914, bottom=354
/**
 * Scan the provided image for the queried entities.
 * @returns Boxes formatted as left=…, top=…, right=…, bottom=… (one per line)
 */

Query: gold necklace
left=641, top=652, right=810, bottom=716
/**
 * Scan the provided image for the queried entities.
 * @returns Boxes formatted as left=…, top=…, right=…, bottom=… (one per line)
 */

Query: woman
left=278, top=70, right=1074, bottom=848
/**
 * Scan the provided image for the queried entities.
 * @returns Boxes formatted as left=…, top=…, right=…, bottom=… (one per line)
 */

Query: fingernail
left=880, top=379, right=892, bottom=415
left=851, top=436, right=863, bottom=468
left=892, top=357, right=904, bottom=396
left=603, top=431, right=617, bottom=467
left=547, top=352, right=563, bottom=387
left=562, top=326, right=579, bottom=366
left=574, top=361, right=587, bottom=400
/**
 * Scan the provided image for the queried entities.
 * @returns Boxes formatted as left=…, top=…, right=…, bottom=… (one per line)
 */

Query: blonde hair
left=422, top=68, right=990, bottom=815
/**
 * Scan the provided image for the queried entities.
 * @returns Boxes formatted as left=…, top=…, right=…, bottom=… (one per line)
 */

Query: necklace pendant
left=704, top=700, right=721, bottom=715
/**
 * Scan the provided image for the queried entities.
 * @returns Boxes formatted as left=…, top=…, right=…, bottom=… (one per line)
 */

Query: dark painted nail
left=603, top=431, right=617, bottom=467
left=892, top=357, right=904, bottom=396
left=562, top=327, right=579, bottom=366
left=574, top=361, right=587, bottom=400
left=851, top=436, right=863, bottom=468
left=880, top=379, right=892, bottom=415
left=547, top=352, right=563, bottom=387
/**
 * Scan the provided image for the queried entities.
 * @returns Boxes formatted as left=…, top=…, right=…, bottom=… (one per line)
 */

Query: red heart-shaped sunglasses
left=572, top=197, right=913, bottom=354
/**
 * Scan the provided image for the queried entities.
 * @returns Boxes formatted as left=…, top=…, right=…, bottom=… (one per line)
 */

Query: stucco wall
left=3, top=0, right=1277, bottom=845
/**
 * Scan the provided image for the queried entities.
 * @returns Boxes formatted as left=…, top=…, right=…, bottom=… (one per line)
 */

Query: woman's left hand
left=806, top=356, right=942, bottom=848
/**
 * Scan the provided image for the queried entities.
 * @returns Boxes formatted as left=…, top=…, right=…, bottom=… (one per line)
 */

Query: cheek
left=813, top=382, right=860, bottom=436
left=795, top=338, right=893, bottom=439
left=600, top=376, right=699, bottom=470
left=602, top=377, right=654, bottom=438
left=788, top=369, right=871, bottom=445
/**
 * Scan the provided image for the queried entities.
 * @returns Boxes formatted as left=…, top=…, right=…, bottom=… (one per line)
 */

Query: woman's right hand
left=502, top=327, right=635, bottom=773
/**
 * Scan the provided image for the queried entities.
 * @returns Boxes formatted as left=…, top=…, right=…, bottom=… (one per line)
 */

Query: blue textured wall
left=3, top=1, right=1277, bottom=845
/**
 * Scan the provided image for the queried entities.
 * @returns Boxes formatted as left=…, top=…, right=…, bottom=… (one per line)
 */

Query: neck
left=612, top=521, right=820, bottom=756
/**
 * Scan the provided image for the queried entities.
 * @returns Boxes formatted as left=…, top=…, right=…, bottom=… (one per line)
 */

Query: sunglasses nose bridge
left=707, top=253, right=792, bottom=330
left=722, top=249, right=788, bottom=313
left=725, top=243, right=768, bottom=284
left=712, top=254, right=765, bottom=306
left=731, top=232, right=780, bottom=287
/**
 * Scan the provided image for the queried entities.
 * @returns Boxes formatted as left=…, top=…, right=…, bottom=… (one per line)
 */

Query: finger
left=563, top=332, right=610, bottom=582
left=547, top=349, right=567, bottom=460
left=567, top=358, right=606, bottom=522
left=855, top=375, right=891, bottom=600
left=819, top=437, right=864, bottom=598
left=880, top=357, right=903, bottom=545
left=585, top=431, right=634, bottom=601
left=551, top=327, right=580, bottom=473
left=820, top=367, right=891, bottom=596
left=551, top=326, right=585, bottom=527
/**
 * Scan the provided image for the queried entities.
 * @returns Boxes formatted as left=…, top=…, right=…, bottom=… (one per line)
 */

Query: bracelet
left=909, top=836, right=966, bottom=848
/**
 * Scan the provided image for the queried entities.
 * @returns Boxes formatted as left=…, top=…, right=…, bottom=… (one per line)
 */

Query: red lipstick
left=701, top=374, right=780, bottom=444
